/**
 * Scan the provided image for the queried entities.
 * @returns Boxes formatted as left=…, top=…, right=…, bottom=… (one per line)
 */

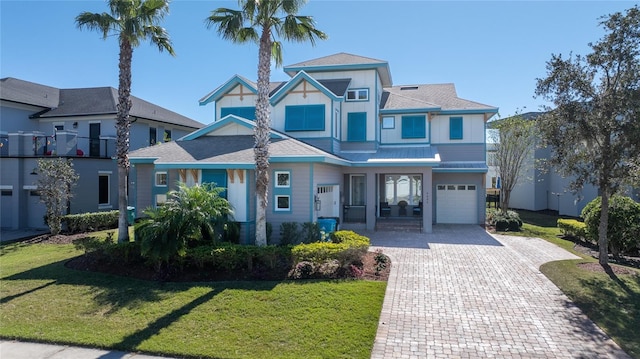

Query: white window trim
left=275, top=195, right=291, bottom=211
left=156, top=194, right=168, bottom=206
left=155, top=171, right=168, bottom=187
left=275, top=171, right=291, bottom=188
left=346, top=88, right=369, bottom=102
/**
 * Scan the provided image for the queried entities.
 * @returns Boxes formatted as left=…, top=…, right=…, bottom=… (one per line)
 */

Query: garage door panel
left=437, top=184, right=477, bottom=224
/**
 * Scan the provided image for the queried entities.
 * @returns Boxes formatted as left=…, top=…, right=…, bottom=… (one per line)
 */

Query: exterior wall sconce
left=73, top=122, right=78, bottom=129
left=314, top=195, right=321, bottom=212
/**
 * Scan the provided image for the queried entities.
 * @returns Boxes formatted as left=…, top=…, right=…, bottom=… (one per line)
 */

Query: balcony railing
left=0, top=132, right=116, bottom=158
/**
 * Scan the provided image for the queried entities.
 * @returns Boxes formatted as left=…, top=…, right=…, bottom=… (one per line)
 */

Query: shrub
left=63, top=210, right=119, bottom=234
left=291, top=231, right=370, bottom=267
left=279, top=222, right=299, bottom=245
left=222, top=222, right=240, bottom=244
left=581, top=195, right=640, bottom=257
left=557, top=219, right=587, bottom=240
left=186, top=243, right=292, bottom=273
left=487, top=210, right=522, bottom=231
left=135, top=183, right=233, bottom=270
left=374, top=249, right=389, bottom=276
left=72, top=236, right=141, bottom=265
left=301, top=222, right=321, bottom=243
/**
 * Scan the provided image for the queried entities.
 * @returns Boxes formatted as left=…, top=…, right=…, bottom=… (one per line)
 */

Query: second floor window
left=346, top=89, right=369, bottom=101
left=284, top=105, right=325, bottom=131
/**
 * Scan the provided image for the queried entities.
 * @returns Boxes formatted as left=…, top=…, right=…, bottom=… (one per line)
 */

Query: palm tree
left=76, top=0, right=175, bottom=243
left=206, top=0, right=327, bottom=246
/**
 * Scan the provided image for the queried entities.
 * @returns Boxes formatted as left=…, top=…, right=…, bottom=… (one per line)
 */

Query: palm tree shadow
left=112, top=286, right=223, bottom=352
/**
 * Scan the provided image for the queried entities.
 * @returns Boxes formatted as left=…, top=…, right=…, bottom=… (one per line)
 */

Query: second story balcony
left=0, top=131, right=116, bottom=159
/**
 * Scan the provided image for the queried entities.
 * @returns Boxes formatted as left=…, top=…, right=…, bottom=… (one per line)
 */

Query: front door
left=317, top=185, right=339, bottom=218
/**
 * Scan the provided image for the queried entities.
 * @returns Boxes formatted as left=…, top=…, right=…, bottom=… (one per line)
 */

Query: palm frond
left=144, top=25, right=175, bottom=55
left=271, top=41, right=283, bottom=67
left=206, top=8, right=252, bottom=43
left=75, top=12, right=118, bottom=39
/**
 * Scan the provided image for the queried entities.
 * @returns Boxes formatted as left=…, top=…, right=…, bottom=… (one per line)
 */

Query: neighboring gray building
left=0, top=77, right=203, bottom=230
left=486, top=112, right=639, bottom=217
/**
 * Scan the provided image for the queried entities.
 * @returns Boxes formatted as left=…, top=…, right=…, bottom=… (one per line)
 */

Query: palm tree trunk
left=116, top=36, right=133, bottom=243
left=254, top=24, right=272, bottom=246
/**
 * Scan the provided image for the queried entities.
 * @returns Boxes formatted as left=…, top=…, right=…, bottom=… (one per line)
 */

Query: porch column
left=366, top=171, right=376, bottom=231
left=422, top=167, right=433, bottom=233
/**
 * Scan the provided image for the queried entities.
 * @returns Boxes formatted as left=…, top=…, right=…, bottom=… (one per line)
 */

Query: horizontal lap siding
left=267, top=163, right=311, bottom=241
left=436, top=144, right=486, bottom=161
left=135, top=164, right=153, bottom=216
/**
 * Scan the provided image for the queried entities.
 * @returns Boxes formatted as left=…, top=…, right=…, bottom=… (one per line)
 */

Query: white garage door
left=436, top=184, right=478, bottom=224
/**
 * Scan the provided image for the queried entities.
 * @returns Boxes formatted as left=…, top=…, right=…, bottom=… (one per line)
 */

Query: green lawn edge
left=0, top=237, right=386, bottom=359
left=498, top=210, right=640, bottom=358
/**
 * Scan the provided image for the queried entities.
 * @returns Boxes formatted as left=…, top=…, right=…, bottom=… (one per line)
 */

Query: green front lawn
left=501, top=210, right=640, bottom=358
left=0, top=239, right=386, bottom=358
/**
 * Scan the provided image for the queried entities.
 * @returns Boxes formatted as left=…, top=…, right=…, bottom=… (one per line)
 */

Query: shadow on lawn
left=2, top=256, right=282, bottom=314
left=570, top=271, right=640, bottom=358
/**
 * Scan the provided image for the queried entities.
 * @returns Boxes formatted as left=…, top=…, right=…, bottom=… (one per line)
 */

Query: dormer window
left=346, top=88, right=369, bottom=101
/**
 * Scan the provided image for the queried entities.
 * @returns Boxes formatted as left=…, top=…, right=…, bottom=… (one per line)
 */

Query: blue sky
left=1, top=1, right=636, bottom=125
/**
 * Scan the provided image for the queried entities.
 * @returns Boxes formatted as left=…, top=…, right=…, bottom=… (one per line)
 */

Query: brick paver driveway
left=368, top=225, right=630, bottom=359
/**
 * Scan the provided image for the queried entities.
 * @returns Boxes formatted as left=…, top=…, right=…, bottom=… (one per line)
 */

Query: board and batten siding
left=380, top=114, right=429, bottom=144
left=430, top=114, right=485, bottom=144
left=216, top=84, right=257, bottom=120
left=271, top=83, right=332, bottom=138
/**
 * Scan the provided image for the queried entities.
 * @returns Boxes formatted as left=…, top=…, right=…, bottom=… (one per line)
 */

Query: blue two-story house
left=129, top=53, right=498, bottom=243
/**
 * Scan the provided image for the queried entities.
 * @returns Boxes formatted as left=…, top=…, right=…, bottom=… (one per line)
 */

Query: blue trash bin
left=317, top=218, right=337, bottom=240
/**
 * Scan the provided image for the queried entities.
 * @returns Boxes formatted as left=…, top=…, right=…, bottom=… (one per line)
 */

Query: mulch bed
left=21, top=233, right=391, bottom=282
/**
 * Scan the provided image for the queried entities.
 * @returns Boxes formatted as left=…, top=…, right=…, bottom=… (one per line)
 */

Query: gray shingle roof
left=284, top=52, right=392, bottom=87
left=382, top=84, right=497, bottom=112
left=39, top=87, right=203, bottom=129
left=286, top=52, right=387, bottom=67
left=130, top=135, right=346, bottom=165
left=0, top=77, right=60, bottom=108
left=317, top=79, right=351, bottom=97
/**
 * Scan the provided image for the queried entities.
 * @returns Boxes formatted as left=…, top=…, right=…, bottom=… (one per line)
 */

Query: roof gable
left=270, top=71, right=346, bottom=105
left=283, top=52, right=393, bottom=87
left=179, top=114, right=284, bottom=141
left=199, top=75, right=257, bottom=106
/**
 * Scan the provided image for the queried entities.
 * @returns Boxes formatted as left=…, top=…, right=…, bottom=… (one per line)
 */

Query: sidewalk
left=0, top=340, right=176, bottom=359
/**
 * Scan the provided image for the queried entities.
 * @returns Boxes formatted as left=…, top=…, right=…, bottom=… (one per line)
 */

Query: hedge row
left=63, top=210, right=119, bottom=234
left=557, top=219, right=587, bottom=240
left=187, top=244, right=292, bottom=272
